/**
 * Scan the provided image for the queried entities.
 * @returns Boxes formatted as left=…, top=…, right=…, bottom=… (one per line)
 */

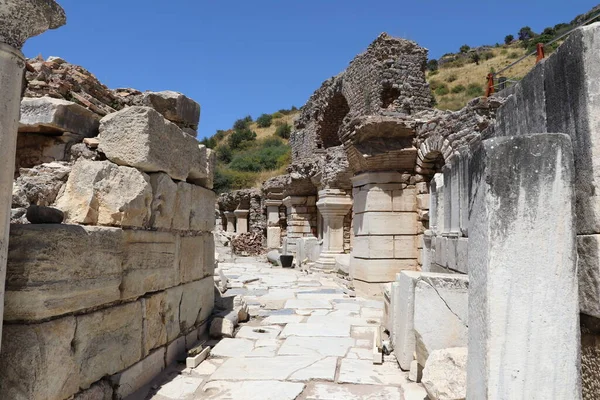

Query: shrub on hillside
left=213, top=167, right=257, bottom=194
left=275, top=123, right=292, bottom=139
left=470, top=53, right=481, bottom=65
left=483, top=51, right=495, bottom=60
left=228, top=127, right=257, bottom=149
left=466, top=83, right=484, bottom=97
left=508, top=51, right=520, bottom=59
left=435, top=84, right=450, bottom=96
left=460, top=44, right=471, bottom=53
left=441, top=59, right=466, bottom=69
left=200, top=136, right=217, bottom=149
left=216, top=144, right=233, bottom=163
left=446, top=74, right=457, bottom=83
left=428, top=70, right=439, bottom=77
left=256, top=113, right=273, bottom=128
left=504, top=34, right=514, bottom=45
left=214, top=130, right=227, bottom=141
left=229, top=144, right=290, bottom=172
left=451, top=84, right=466, bottom=94
left=272, top=111, right=284, bottom=119
left=427, top=59, right=439, bottom=71
left=518, top=26, right=535, bottom=41
left=233, top=116, right=251, bottom=130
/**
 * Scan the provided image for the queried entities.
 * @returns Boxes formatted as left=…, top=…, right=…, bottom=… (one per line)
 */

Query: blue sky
left=23, top=1, right=598, bottom=139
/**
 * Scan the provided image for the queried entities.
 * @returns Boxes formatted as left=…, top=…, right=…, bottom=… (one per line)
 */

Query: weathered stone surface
left=467, top=134, right=579, bottom=399
left=15, top=131, right=77, bottom=169
left=121, top=230, right=179, bottom=300
left=202, top=380, right=305, bottom=400
left=25, top=204, right=63, bottom=223
left=74, top=302, right=143, bottom=389
left=393, top=271, right=420, bottom=370
left=190, top=184, right=216, bottom=232
left=0, top=0, right=66, bottom=49
left=19, top=97, right=99, bottom=136
left=422, top=348, right=467, bottom=400
left=56, top=159, right=152, bottom=228
left=73, top=381, right=113, bottom=400
left=111, top=347, right=165, bottom=399
left=180, top=277, right=215, bottom=330
left=351, top=257, right=417, bottom=283
left=172, top=181, right=192, bottom=230
left=300, top=382, right=404, bottom=400
left=210, top=355, right=321, bottom=380
left=12, top=162, right=71, bottom=208
left=98, top=106, right=207, bottom=182
left=180, top=234, right=212, bottom=283
left=413, top=274, right=468, bottom=366
left=581, top=314, right=600, bottom=400
left=338, top=358, right=407, bottom=386
left=164, top=285, right=184, bottom=342
left=149, top=172, right=177, bottom=230
left=0, top=317, right=78, bottom=400
left=142, top=91, right=201, bottom=130
left=5, top=224, right=123, bottom=321
left=142, top=292, right=168, bottom=355
left=579, top=234, right=600, bottom=319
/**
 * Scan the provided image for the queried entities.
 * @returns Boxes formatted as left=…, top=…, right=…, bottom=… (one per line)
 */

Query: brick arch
left=416, top=136, right=454, bottom=179
left=316, top=91, right=349, bottom=149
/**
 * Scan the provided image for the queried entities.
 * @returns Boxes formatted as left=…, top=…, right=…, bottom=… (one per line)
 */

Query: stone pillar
left=283, top=196, right=317, bottom=258
left=233, top=209, right=248, bottom=234
left=350, top=172, right=418, bottom=294
left=265, top=199, right=282, bottom=249
left=315, top=189, right=352, bottom=271
left=467, top=134, right=580, bottom=399
left=224, top=212, right=235, bottom=233
left=0, top=0, right=66, bottom=351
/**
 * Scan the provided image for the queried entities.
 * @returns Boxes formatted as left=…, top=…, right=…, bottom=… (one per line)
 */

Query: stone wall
left=2, top=62, right=215, bottom=400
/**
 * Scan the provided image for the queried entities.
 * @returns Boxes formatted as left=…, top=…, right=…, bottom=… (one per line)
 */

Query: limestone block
left=446, top=238, right=458, bottom=271
left=0, top=317, right=78, bottom=400
left=166, top=336, right=186, bottom=366
left=578, top=235, right=600, bottom=318
left=164, top=285, right=185, bottom=342
left=75, top=302, right=143, bottom=389
left=394, top=235, right=418, bottom=259
left=392, top=188, right=417, bottom=212
left=5, top=224, right=123, bottom=321
left=172, top=181, right=192, bottom=230
left=149, top=172, right=177, bottom=230
left=56, top=159, right=152, bottom=228
left=98, top=106, right=206, bottom=182
left=351, top=257, right=417, bottom=283
left=455, top=238, right=468, bottom=274
left=267, top=226, right=282, bottom=249
left=422, top=348, right=467, bottom=400
left=11, top=161, right=71, bottom=208
left=180, top=234, right=212, bottom=283
left=414, top=274, right=468, bottom=366
left=121, top=230, right=180, bottom=300
left=111, top=348, right=165, bottom=399
left=15, top=131, right=77, bottom=168
left=468, top=134, right=579, bottom=399
left=354, top=188, right=393, bottom=212
left=581, top=314, right=600, bottom=400
left=73, top=381, right=113, bottom=400
left=190, top=184, right=216, bottom=232
left=353, top=235, right=394, bottom=258
left=142, top=292, right=168, bottom=355
left=416, top=194, right=429, bottom=210
left=180, top=277, right=215, bottom=330
left=19, top=97, right=99, bottom=136
left=0, top=0, right=66, bottom=49
left=393, top=271, right=420, bottom=370
left=353, top=212, right=417, bottom=236
left=142, top=91, right=200, bottom=130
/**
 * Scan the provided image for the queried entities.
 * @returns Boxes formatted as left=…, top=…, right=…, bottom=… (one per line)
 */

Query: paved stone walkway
left=146, top=257, right=427, bottom=400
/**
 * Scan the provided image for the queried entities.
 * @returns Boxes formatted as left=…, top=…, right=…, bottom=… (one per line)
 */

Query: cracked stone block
left=180, top=234, right=213, bottom=283
left=0, top=0, right=66, bottom=49
left=190, top=184, right=216, bottom=232
left=0, top=316, right=78, bottom=400
left=73, top=381, right=113, bottom=400
left=98, top=106, right=208, bottom=183
left=111, top=347, right=165, bottom=399
left=55, top=159, right=152, bottom=228
left=413, top=273, right=468, bottom=367
left=149, top=172, right=177, bottom=230
left=5, top=224, right=123, bottom=321
left=142, top=91, right=201, bottom=130
left=74, top=302, right=143, bottom=390
left=180, top=277, right=215, bottom=330
left=202, top=381, right=305, bottom=400
left=19, top=97, right=100, bottom=137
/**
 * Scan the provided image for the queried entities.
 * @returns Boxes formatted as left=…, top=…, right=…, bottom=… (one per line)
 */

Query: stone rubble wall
left=2, top=66, right=215, bottom=400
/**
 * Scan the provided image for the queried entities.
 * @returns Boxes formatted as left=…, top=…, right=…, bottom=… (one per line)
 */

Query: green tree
left=216, top=144, right=233, bottom=163
left=228, top=128, right=257, bottom=149
left=427, top=59, right=439, bottom=71
left=256, top=113, right=273, bottom=128
left=275, top=123, right=292, bottom=139
left=504, top=34, right=514, bottom=44
left=460, top=44, right=471, bottom=53
left=518, top=26, right=535, bottom=41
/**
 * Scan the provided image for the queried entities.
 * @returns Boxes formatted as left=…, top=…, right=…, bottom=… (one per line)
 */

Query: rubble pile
left=231, top=231, right=265, bottom=256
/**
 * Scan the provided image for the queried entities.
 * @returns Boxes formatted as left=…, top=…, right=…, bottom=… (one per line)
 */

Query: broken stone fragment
left=98, top=106, right=209, bottom=183
left=12, top=162, right=71, bottom=208
left=142, top=91, right=201, bottom=131
left=55, top=159, right=152, bottom=228
left=26, top=205, right=64, bottom=224
left=19, top=97, right=100, bottom=137
left=0, top=0, right=66, bottom=49
left=422, top=347, right=467, bottom=400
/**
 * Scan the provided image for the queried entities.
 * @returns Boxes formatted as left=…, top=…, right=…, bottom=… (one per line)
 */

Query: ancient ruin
left=0, top=1, right=599, bottom=399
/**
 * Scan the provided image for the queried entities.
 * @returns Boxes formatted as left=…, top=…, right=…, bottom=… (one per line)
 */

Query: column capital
left=0, top=0, right=66, bottom=49
left=264, top=199, right=282, bottom=207
left=233, top=209, right=249, bottom=218
left=223, top=211, right=235, bottom=219
left=316, top=189, right=352, bottom=216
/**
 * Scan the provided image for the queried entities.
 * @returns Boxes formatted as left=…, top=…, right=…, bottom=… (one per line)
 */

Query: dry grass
left=253, top=165, right=289, bottom=189
left=428, top=44, right=538, bottom=111
left=247, top=111, right=299, bottom=140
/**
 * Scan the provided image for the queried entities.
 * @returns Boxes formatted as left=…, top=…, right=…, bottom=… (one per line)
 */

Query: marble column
left=0, top=0, right=66, bottom=351
left=224, top=211, right=236, bottom=232
left=234, top=209, right=249, bottom=234
left=265, top=199, right=282, bottom=249
left=315, top=189, right=352, bottom=270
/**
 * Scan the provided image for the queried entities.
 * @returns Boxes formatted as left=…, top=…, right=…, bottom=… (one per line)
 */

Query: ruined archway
left=317, top=92, right=349, bottom=149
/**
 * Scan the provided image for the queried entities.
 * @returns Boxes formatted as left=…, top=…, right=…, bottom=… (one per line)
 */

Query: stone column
left=0, top=0, right=66, bottom=351
left=265, top=199, right=282, bottom=249
left=467, top=134, right=580, bottom=399
left=350, top=172, right=418, bottom=295
left=315, top=189, right=352, bottom=270
left=283, top=196, right=317, bottom=258
left=224, top=212, right=236, bottom=233
left=233, top=209, right=249, bottom=234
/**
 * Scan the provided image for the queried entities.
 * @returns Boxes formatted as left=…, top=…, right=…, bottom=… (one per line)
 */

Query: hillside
left=200, top=108, right=299, bottom=193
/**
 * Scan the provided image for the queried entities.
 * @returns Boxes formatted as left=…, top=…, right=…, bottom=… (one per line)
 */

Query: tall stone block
left=467, top=134, right=580, bottom=399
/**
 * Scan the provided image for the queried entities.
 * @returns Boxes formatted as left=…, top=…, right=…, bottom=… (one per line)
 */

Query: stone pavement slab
left=280, top=323, right=350, bottom=338
left=278, top=336, right=356, bottom=357
left=298, top=382, right=403, bottom=400
left=209, top=355, right=322, bottom=380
